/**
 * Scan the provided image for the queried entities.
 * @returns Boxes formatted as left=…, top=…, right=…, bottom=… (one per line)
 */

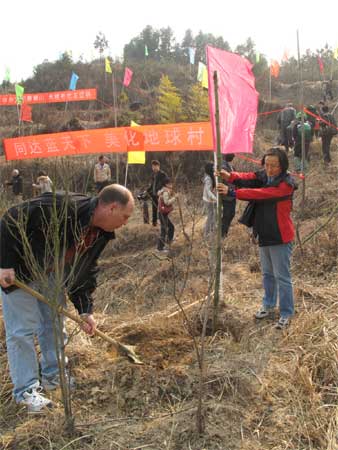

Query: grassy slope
left=0, top=130, right=338, bottom=448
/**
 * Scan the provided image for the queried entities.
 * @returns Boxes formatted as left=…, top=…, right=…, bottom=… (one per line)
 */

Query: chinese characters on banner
left=0, top=89, right=97, bottom=106
left=3, top=122, right=214, bottom=161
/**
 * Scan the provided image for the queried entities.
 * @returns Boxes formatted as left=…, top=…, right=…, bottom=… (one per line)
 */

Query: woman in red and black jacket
left=218, top=147, right=297, bottom=329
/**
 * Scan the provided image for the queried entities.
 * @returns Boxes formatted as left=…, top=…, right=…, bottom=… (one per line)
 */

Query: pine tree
left=157, top=75, right=185, bottom=123
left=184, top=83, right=210, bottom=122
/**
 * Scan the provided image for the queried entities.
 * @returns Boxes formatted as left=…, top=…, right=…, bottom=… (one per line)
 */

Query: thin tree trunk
left=212, top=70, right=222, bottom=334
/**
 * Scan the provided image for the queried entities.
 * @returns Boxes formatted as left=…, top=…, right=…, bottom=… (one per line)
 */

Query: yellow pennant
left=128, top=120, right=145, bottom=164
left=202, top=66, right=208, bottom=89
left=105, top=57, right=112, bottom=74
left=333, top=47, right=338, bottom=60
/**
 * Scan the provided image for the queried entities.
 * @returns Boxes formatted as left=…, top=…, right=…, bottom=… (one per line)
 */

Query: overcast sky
left=1, top=0, right=337, bottom=82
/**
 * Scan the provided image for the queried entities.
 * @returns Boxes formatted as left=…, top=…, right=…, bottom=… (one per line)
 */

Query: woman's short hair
left=261, top=147, right=289, bottom=173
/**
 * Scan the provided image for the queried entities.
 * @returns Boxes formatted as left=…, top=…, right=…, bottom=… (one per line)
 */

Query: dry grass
left=0, top=133, right=337, bottom=449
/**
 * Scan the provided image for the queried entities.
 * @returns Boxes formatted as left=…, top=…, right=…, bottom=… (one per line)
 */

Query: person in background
left=317, top=100, right=326, bottom=115
left=277, top=103, right=296, bottom=152
left=217, top=147, right=297, bottom=330
left=147, top=160, right=167, bottom=227
left=93, top=155, right=111, bottom=193
left=203, top=162, right=217, bottom=237
left=221, top=153, right=237, bottom=237
left=136, top=190, right=150, bottom=224
left=292, top=112, right=312, bottom=173
left=322, top=80, right=334, bottom=102
left=32, top=171, right=53, bottom=194
left=6, top=169, right=23, bottom=203
left=319, top=105, right=337, bottom=165
left=157, top=178, right=176, bottom=252
left=305, top=105, right=318, bottom=139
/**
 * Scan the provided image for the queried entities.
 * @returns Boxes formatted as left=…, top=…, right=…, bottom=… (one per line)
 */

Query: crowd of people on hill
left=0, top=108, right=336, bottom=413
left=277, top=101, right=337, bottom=169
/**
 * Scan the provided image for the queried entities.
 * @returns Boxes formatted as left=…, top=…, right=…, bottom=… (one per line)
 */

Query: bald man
left=0, top=184, right=134, bottom=412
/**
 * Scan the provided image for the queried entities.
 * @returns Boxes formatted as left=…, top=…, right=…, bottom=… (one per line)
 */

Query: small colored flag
left=197, top=62, right=205, bottom=81
left=105, top=57, right=112, bottom=74
left=334, top=47, right=338, bottom=60
left=20, top=104, right=32, bottom=122
left=4, top=67, right=10, bottom=82
left=188, top=47, right=196, bottom=65
left=255, top=52, right=260, bottom=64
left=317, top=56, right=324, bottom=74
left=69, top=72, right=79, bottom=90
left=128, top=120, right=145, bottom=164
left=201, top=67, right=208, bottom=89
left=123, top=67, right=133, bottom=87
left=15, top=84, right=24, bottom=104
left=145, top=45, right=149, bottom=57
left=197, top=62, right=208, bottom=89
left=270, top=60, right=280, bottom=78
left=207, top=46, right=258, bottom=155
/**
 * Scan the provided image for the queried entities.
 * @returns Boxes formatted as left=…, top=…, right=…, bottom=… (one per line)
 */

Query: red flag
left=207, top=46, right=258, bottom=154
left=123, top=67, right=133, bottom=87
left=20, top=104, right=32, bottom=122
left=270, top=60, right=280, bottom=78
left=317, top=56, right=324, bottom=73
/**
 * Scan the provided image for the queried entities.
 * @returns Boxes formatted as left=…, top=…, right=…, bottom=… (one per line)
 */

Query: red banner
left=3, top=122, right=214, bottom=161
left=0, top=88, right=97, bottom=106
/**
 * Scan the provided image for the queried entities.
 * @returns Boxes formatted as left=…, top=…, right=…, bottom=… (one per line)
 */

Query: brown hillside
left=0, top=84, right=337, bottom=449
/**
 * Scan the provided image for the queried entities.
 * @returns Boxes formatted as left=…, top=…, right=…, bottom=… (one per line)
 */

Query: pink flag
left=206, top=46, right=258, bottom=154
left=123, top=67, right=133, bottom=87
left=317, top=56, right=324, bottom=74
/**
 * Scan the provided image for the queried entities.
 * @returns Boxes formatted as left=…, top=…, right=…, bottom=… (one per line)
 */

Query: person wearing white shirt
left=94, top=155, right=111, bottom=192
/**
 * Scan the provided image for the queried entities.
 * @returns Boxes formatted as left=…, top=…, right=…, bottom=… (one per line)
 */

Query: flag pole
left=329, top=53, right=335, bottom=81
left=124, top=161, right=129, bottom=187
left=212, top=70, right=223, bottom=334
left=331, top=99, right=338, bottom=115
left=112, top=72, right=119, bottom=183
left=17, top=104, right=22, bottom=136
left=297, top=29, right=306, bottom=215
